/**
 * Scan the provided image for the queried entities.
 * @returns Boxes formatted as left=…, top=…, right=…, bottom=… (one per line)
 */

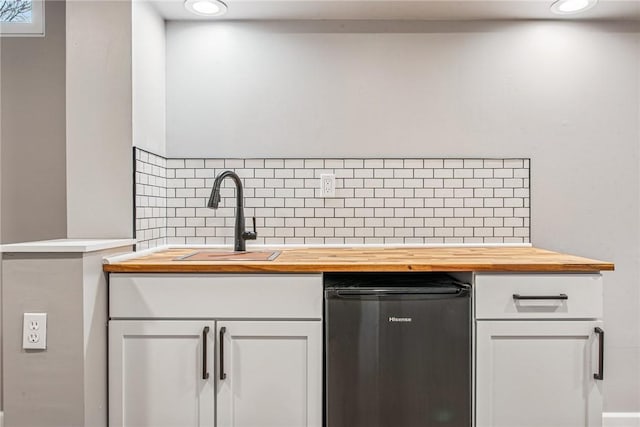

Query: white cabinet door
left=476, top=320, right=603, bottom=427
left=216, top=321, right=322, bottom=427
left=109, top=321, right=216, bottom=427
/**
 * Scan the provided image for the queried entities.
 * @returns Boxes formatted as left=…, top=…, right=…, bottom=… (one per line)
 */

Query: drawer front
left=475, top=273, right=602, bottom=319
left=109, top=273, right=323, bottom=319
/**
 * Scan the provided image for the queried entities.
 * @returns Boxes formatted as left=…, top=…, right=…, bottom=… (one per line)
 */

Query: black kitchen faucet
left=207, top=170, right=257, bottom=251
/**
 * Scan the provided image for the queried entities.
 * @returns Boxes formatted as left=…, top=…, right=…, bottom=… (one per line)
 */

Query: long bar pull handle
left=336, top=288, right=461, bottom=296
left=202, top=326, right=210, bottom=380
left=594, top=327, right=604, bottom=380
left=219, top=326, right=227, bottom=380
left=513, top=294, right=568, bottom=300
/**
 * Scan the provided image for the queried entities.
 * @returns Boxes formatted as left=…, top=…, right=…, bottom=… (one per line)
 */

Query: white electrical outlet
left=23, top=313, right=47, bottom=350
left=320, top=174, right=336, bottom=198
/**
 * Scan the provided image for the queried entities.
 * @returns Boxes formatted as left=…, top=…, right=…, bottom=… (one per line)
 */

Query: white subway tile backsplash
left=135, top=149, right=530, bottom=248
left=423, top=159, right=442, bottom=169
left=166, top=159, right=184, bottom=168
left=434, top=169, right=453, bottom=178
left=176, top=169, right=195, bottom=178
left=444, top=159, right=464, bottom=169
left=134, top=150, right=167, bottom=250
left=254, top=169, right=275, bottom=178
left=264, top=159, right=284, bottom=168
left=494, top=169, right=514, bottom=179
left=484, top=159, right=503, bottom=168
left=454, top=169, right=474, bottom=179
left=363, top=159, right=383, bottom=168
left=514, top=169, right=529, bottom=178
left=504, top=159, right=523, bottom=168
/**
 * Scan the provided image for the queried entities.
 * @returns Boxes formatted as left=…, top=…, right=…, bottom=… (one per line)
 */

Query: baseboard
left=0, top=409, right=633, bottom=427
left=604, top=413, right=640, bottom=427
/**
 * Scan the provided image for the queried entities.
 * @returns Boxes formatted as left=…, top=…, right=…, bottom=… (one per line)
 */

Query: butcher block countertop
left=103, top=246, right=614, bottom=273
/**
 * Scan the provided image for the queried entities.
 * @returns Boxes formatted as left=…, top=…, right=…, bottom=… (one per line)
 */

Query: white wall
left=166, top=20, right=640, bottom=411
left=133, top=0, right=166, bottom=156
left=167, top=21, right=639, bottom=158
left=66, top=0, right=133, bottom=239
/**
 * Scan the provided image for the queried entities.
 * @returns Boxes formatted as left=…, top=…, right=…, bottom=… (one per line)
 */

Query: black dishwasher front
left=325, top=273, right=471, bottom=427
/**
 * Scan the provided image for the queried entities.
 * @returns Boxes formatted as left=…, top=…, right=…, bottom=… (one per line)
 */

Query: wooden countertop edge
left=103, top=262, right=614, bottom=273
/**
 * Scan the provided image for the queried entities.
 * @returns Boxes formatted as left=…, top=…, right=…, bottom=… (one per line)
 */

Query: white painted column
left=66, top=0, right=133, bottom=239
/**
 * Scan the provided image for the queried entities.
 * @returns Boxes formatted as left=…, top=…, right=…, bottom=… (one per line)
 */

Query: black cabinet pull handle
left=202, top=326, right=210, bottom=380
left=513, top=294, right=568, bottom=300
left=594, top=327, right=604, bottom=380
left=219, top=326, right=227, bottom=380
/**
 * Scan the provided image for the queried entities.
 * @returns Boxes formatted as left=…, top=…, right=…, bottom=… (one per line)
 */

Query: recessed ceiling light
left=184, top=0, right=228, bottom=17
left=550, top=0, right=597, bottom=15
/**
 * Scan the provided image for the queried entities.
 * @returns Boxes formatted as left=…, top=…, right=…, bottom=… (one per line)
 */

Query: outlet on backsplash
left=320, top=174, right=336, bottom=198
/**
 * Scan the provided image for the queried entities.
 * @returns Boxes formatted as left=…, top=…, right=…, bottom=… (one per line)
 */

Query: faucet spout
left=207, top=170, right=256, bottom=251
left=208, top=170, right=243, bottom=209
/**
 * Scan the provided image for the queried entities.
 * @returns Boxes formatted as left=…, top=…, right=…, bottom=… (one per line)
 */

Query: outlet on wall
left=22, top=313, right=47, bottom=350
left=320, top=174, right=336, bottom=198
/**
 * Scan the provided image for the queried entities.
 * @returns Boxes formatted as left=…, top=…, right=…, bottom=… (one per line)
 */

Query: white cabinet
left=475, top=273, right=604, bottom=427
left=476, top=321, right=603, bottom=427
left=109, top=273, right=323, bottom=320
left=474, top=273, right=603, bottom=320
left=109, top=321, right=216, bottom=427
left=216, top=321, right=322, bottom=427
left=108, top=274, right=323, bottom=427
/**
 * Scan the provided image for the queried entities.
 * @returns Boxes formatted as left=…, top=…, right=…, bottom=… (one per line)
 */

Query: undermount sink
left=174, top=250, right=281, bottom=262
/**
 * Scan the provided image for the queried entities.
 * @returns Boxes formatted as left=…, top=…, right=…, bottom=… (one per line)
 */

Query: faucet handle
left=242, top=217, right=258, bottom=241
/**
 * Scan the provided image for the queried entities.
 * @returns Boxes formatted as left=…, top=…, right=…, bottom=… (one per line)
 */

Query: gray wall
left=2, top=254, right=85, bottom=427
left=1, top=0, right=134, bottom=241
left=167, top=20, right=640, bottom=411
left=1, top=246, right=129, bottom=427
left=1, top=0, right=135, bottom=418
left=0, top=1, right=68, bottom=412
left=0, top=23, right=2, bottom=415
left=0, top=0, right=67, bottom=244
left=66, top=0, right=133, bottom=239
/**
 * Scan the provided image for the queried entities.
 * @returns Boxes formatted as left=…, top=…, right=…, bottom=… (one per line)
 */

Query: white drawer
left=474, top=273, right=602, bottom=319
left=109, top=273, right=323, bottom=319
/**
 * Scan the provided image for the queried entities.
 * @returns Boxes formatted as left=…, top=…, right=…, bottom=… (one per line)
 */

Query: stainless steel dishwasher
left=325, top=273, right=471, bottom=427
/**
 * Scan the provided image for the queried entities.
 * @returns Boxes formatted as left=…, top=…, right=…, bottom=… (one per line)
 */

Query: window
left=0, top=0, right=44, bottom=36
left=0, top=0, right=33, bottom=23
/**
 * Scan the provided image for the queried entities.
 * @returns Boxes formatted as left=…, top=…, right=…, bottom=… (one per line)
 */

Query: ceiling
left=150, top=0, right=640, bottom=21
